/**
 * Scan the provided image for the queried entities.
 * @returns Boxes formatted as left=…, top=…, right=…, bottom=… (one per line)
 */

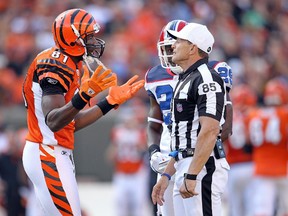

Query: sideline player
left=247, top=78, right=288, bottom=216
left=106, top=101, right=149, bottom=216
left=22, top=8, right=144, bottom=215
left=145, top=21, right=232, bottom=216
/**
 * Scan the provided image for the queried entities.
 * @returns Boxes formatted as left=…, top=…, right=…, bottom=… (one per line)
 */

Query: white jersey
left=145, top=65, right=178, bottom=154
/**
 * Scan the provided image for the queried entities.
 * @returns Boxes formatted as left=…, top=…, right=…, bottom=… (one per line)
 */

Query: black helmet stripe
left=59, top=14, right=69, bottom=46
left=71, top=9, right=89, bottom=36
left=70, top=9, right=81, bottom=23
left=79, top=13, right=88, bottom=35
left=84, top=17, right=94, bottom=33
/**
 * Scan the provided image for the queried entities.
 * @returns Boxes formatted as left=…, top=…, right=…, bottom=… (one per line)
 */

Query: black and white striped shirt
left=170, top=58, right=225, bottom=150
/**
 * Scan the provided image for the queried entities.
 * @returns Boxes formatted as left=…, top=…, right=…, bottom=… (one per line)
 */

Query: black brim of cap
left=167, top=31, right=177, bottom=39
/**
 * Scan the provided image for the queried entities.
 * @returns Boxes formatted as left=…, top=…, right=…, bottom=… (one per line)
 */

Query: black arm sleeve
left=40, top=78, right=66, bottom=96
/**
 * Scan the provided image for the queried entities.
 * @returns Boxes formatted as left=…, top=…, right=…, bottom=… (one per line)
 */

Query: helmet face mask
left=158, top=39, right=181, bottom=70
left=83, top=32, right=105, bottom=58
left=157, top=20, right=187, bottom=74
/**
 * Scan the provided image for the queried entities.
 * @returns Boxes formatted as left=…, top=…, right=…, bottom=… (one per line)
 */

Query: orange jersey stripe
left=23, top=47, right=81, bottom=149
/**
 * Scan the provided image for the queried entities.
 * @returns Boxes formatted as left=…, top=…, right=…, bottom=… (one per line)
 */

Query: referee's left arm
left=187, top=72, right=225, bottom=175
left=187, top=116, right=220, bottom=175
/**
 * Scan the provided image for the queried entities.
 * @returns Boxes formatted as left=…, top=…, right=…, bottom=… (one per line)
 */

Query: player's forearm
left=147, top=121, right=162, bottom=147
left=74, top=105, right=104, bottom=131
left=74, top=97, right=117, bottom=131
left=221, top=103, right=233, bottom=142
left=45, top=102, right=80, bottom=132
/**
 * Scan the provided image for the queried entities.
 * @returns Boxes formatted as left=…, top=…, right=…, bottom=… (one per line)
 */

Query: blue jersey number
left=216, top=66, right=233, bottom=90
left=155, top=85, right=173, bottom=125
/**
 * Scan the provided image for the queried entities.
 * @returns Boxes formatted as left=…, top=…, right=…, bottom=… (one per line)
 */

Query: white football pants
left=173, top=156, right=229, bottom=216
left=22, top=141, right=81, bottom=216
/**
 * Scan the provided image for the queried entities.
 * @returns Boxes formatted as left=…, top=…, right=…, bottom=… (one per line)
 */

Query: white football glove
left=150, top=152, right=171, bottom=174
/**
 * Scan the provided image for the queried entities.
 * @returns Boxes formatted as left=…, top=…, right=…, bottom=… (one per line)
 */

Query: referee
left=151, top=23, right=230, bottom=216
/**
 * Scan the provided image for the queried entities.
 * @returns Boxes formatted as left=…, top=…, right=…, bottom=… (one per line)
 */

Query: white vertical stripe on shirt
left=198, top=64, right=217, bottom=116
left=32, top=82, right=57, bottom=145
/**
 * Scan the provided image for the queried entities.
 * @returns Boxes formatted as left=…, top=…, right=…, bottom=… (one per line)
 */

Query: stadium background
left=0, top=0, right=287, bottom=215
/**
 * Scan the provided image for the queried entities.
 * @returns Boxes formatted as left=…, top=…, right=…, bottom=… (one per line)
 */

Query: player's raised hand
left=79, top=65, right=117, bottom=102
left=106, top=75, right=145, bottom=106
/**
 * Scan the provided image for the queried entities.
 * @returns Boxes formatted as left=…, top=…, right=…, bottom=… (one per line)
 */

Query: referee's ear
left=190, top=44, right=195, bottom=51
left=190, top=44, right=197, bottom=55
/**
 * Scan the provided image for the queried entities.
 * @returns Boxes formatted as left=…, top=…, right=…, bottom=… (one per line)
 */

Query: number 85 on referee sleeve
left=198, top=82, right=222, bottom=95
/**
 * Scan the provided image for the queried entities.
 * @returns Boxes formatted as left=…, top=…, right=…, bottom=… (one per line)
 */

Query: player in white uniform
left=145, top=21, right=233, bottom=216
left=146, top=20, right=187, bottom=216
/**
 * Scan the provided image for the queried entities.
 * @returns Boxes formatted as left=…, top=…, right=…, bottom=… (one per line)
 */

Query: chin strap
left=83, top=55, right=95, bottom=73
left=94, top=58, right=108, bottom=70
left=83, top=55, right=109, bottom=74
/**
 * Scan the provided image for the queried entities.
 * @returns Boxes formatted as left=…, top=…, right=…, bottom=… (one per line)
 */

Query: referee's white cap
left=167, top=23, right=214, bottom=54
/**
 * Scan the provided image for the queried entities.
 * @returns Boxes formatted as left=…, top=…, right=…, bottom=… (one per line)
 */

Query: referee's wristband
left=184, top=173, right=197, bottom=180
left=161, top=173, right=171, bottom=181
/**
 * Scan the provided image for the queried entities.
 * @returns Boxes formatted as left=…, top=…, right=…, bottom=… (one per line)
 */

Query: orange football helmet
left=52, top=8, right=105, bottom=58
left=230, top=84, right=257, bottom=108
left=264, top=78, right=288, bottom=106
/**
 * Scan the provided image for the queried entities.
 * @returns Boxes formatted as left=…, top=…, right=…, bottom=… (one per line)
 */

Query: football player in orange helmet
left=22, top=8, right=144, bottom=215
left=247, top=77, right=288, bottom=215
left=263, top=77, right=288, bottom=106
left=52, top=9, right=104, bottom=57
left=230, top=83, right=258, bottom=111
left=52, top=9, right=107, bottom=72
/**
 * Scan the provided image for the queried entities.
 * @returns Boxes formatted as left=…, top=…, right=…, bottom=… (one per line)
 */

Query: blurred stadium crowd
left=1, top=0, right=288, bottom=106
left=0, top=0, right=288, bottom=215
